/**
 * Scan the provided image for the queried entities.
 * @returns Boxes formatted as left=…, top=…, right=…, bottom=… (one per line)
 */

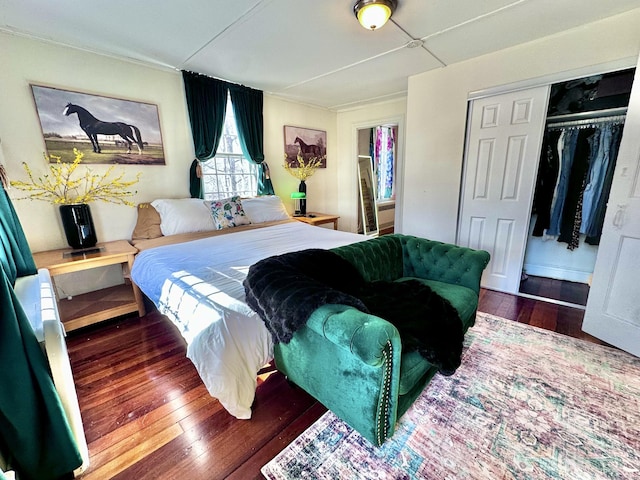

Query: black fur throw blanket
left=243, top=249, right=368, bottom=343
left=243, top=249, right=464, bottom=375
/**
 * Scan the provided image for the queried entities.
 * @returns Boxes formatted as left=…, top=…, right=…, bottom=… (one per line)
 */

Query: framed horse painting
left=30, top=85, right=165, bottom=165
left=284, top=126, right=327, bottom=168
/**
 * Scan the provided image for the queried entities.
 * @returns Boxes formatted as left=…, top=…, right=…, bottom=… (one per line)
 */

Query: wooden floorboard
left=69, top=288, right=599, bottom=479
left=518, top=274, right=590, bottom=306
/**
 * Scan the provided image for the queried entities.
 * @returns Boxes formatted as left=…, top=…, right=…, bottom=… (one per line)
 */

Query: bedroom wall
left=0, top=32, right=342, bottom=295
left=0, top=32, right=343, bottom=255
left=0, top=31, right=193, bottom=253
left=335, top=98, right=407, bottom=233
left=402, top=8, right=640, bottom=244
left=263, top=96, right=337, bottom=218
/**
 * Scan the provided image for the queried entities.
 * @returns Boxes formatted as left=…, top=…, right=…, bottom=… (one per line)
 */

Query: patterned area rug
left=262, top=312, right=640, bottom=479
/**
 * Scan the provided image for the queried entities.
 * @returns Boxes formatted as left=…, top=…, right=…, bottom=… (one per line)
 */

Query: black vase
left=59, top=204, right=97, bottom=249
left=298, top=180, right=307, bottom=215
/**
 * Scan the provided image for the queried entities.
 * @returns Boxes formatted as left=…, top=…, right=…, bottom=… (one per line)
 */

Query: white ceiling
left=2, top=0, right=640, bottom=110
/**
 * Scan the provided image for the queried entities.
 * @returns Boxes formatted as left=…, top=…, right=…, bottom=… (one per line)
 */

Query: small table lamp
left=290, top=192, right=306, bottom=217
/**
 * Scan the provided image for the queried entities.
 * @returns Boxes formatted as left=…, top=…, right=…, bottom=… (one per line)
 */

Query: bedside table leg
left=131, top=282, right=146, bottom=317
left=124, top=255, right=146, bottom=317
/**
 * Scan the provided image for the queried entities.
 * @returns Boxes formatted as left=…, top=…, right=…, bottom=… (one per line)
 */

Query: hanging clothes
left=532, top=114, right=625, bottom=250
left=546, top=129, right=579, bottom=237
left=581, top=125, right=609, bottom=233
left=585, top=124, right=623, bottom=244
left=374, top=126, right=395, bottom=201
left=532, top=129, right=561, bottom=236
left=557, top=128, right=595, bottom=247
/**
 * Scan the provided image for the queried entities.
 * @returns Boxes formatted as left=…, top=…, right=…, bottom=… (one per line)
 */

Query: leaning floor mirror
left=357, top=155, right=379, bottom=236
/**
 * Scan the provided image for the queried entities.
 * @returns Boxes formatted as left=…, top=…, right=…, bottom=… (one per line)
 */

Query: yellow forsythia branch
left=10, top=148, right=141, bottom=206
left=283, top=152, right=324, bottom=181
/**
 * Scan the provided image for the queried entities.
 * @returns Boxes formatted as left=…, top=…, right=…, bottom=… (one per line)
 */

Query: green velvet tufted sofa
left=273, top=234, right=490, bottom=445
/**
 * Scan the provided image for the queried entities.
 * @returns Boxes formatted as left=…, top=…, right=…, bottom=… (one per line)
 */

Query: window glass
left=202, top=96, right=257, bottom=200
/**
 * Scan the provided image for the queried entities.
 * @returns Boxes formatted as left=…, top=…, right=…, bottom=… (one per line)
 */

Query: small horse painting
left=284, top=126, right=327, bottom=167
left=63, top=103, right=144, bottom=154
left=294, top=136, right=321, bottom=157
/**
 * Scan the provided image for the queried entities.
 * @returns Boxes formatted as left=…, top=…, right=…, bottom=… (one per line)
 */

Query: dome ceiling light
left=353, top=0, right=398, bottom=31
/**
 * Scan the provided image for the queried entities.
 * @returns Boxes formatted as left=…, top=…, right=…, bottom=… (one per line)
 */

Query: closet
left=520, top=69, right=634, bottom=306
left=459, top=61, right=640, bottom=356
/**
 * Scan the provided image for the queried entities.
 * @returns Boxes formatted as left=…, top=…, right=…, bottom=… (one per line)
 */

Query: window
left=202, top=95, right=258, bottom=200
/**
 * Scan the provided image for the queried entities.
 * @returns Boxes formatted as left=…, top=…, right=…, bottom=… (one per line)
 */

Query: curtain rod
left=181, top=69, right=259, bottom=92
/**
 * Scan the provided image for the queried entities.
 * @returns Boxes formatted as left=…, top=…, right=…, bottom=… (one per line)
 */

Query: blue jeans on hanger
left=586, top=124, right=623, bottom=240
left=547, top=129, right=578, bottom=236
left=581, top=125, right=612, bottom=233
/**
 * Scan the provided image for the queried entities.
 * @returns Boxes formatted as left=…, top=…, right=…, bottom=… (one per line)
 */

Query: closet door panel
left=467, top=217, right=485, bottom=250
left=458, top=85, right=550, bottom=293
left=584, top=59, right=640, bottom=356
left=582, top=57, right=640, bottom=356
left=501, top=135, right=526, bottom=200
left=490, top=218, right=515, bottom=277
left=602, top=236, right=640, bottom=322
left=474, top=139, right=494, bottom=198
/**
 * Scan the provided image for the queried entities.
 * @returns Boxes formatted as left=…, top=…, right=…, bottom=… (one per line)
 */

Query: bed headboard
left=131, top=196, right=293, bottom=249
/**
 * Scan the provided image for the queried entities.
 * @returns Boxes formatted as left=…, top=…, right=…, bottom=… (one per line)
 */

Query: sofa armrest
left=274, top=304, right=403, bottom=445
left=399, top=236, right=490, bottom=294
left=304, top=304, right=402, bottom=367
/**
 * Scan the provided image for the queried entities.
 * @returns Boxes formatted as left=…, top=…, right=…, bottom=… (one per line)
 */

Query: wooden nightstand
left=294, top=213, right=340, bottom=230
left=33, top=240, right=145, bottom=332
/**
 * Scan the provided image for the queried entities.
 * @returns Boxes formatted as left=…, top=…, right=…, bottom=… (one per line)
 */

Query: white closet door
left=582, top=60, right=640, bottom=357
left=458, top=86, right=550, bottom=293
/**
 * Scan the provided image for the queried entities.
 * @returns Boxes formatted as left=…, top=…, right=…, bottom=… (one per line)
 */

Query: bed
left=130, top=196, right=367, bottom=419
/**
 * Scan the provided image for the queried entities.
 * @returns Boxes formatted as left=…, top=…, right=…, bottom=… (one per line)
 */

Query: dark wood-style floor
left=69, top=288, right=604, bottom=479
left=519, top=274, right=590, bottom=306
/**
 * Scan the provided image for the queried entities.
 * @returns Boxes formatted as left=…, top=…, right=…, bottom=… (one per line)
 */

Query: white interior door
left=458, top=85, right=550, bottom=293
left=582, top=61, right=640, bottom=357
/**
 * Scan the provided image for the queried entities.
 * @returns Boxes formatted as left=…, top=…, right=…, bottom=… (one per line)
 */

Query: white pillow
left=150, top=198, right=215, bottom=236
left=242, top=196, right=291, bottom=223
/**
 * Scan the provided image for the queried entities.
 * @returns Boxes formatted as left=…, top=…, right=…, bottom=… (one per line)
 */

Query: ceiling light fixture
left=354, top=0, right=397, bottom=31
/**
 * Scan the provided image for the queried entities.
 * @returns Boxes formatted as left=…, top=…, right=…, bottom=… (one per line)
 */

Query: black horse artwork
left=63, top=103, right=144, bottom=154
left=294, top=136, right=321, bottom=157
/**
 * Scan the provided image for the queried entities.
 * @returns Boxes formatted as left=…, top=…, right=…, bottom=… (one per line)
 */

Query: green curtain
left=0, top=187, right=36, bottom=285
left=0, top=188, right=82, bottom=479
left=0, top=268, right=82, bottom=480
left=182, top=70, right=229, bottom=198
left=229, top=84, right=275, bottom=195
left=189, top=158, right=203, bottom=200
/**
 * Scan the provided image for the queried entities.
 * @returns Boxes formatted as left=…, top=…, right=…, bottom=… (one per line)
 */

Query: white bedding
left=131, top=221, right=367, bottom=419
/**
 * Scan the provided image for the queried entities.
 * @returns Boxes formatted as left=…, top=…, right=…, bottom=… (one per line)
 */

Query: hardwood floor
left=68, top=288, right=604, bottom=479
left=518, top=274, right=590, bottom=306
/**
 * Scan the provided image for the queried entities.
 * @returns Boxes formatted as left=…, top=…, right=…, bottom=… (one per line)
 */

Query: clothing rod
left=546, top=106, right=627, bottom=124
left=547, top=114, right=626, bottom=130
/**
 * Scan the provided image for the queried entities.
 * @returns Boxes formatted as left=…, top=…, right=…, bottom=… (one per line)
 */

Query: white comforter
left=131, top=221, right=366, bottom=419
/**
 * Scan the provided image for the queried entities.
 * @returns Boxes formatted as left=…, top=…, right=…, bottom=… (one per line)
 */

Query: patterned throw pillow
left=209, top=196, right=251, bottom=230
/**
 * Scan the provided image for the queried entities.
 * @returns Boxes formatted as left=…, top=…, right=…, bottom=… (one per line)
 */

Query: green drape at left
left=0, top=270, right=82, bottom=480
left=0, top=187, right=36, bottom=284
left=182, top=70, right=228, bottom=198
left=0, top=189, right=82, bottom=479
left=230, top=84, right=275, bottom=195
